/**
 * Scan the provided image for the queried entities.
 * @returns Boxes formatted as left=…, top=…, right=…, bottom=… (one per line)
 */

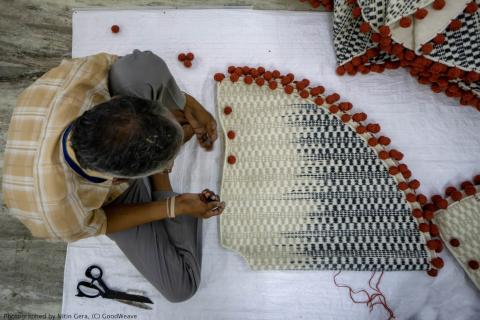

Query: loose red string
left=333, top=271, right=396, bottom=320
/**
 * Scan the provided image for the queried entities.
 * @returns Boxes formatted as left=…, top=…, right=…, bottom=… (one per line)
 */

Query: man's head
left=70, top=96, right=184, bottom=179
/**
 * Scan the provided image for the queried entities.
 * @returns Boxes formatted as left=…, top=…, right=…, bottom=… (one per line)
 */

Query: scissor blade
left=106, top=290, right=153, bottom=304
left=115, top=299, right=152, bottom=310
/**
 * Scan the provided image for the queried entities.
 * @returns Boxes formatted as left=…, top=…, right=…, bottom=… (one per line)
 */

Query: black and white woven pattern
left=218, top=80, right=431, bottom=271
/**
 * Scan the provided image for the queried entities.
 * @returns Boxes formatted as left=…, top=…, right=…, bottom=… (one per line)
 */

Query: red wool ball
left=399, top=17, right=412, bottom=28
left=352, top=7, right=362, bottom=18
left=461, top=181, right=474, bottom=189
left=368, top=138, right=378, bottom=147
left=423, top=210, right=434, bottom=220
left=314, top=97, right=324, bottom=105
left=427, top=269, right=438, bottom=277
left=417, top=194, right=428, bottom=205
left=352, top=112, right=367, bottom=122
left=326, top=93, right=340, bottom=104
left=445, top=186, right=457, bottom=196
left=409, top=180, right=421, bottom=189
left=310, top=86, right=325, bottom=96
left=178, top=53, right=186, bottom=61
left=299, top=90, right=309, bottom=98
left=379, top=25, right=391, bottom=36
left=398, top=182, right=409, bottom=191
left=228, top=66, right=236, bottom=74
left=186, top=52, right=195, bottom=60
left=449, top=238, right=460, bottom=247
left=406, top=193, right=417, bottom=202
left=356, top=125, right=366, bottom=133
left=464, top=2, right=478, bottom=14
left=433, top=0, right=445, bottom=10
left=415, top=8, right=428, bottom=19
left=336, top=66, right=346, bottom=76
left=183, top=60, right=192, bottom=68
left=451, top=190, right=463, bottom=201
left=378, top=151, right=389, bottom=160
left=263, top=71, right=273, bottom=81
left=421, top=43, right=434, bottom=55
left=431, top=257, right=444, bottom=269
left=419, top=223, right=430, bottom=232
left=214, top=73, right=225, bottom=82
left=255, top=77, right=265, bottom=86
left=250, top=68, right=259, bottom=78
left=474, top=175, right=480, bottom=185
left=257, top=66, right=266, bottom=75
left=284, top=85, right=294, bottom=94
left=433, top=34, right=445, bottom=45
left=227, top=155, right=236, bottom=164
left=427, top=240, right=441, bottom=250
left=227, top=131, right=236, bottom=140
left=329, top=104, right=339, bottom=113
left=468, top=260, right=479, bottom=270
left=268, top=81, right=277, bottom=90
left=360, top=22, right=371, bottom=33
left=224, top=106, right=233, bottom=114
left=412, top=209, right=423, bottom=218
left=449, top=19, right=462, bottom=31
left=244, top=76, right=253, bottom=85
left=366, top=123, right=380, bottom=133
left=111, top=25, right=120, bottom=33
left=230, top=73, right=239, bottom=82
left=341, top=114, right=351, bottom=123
left=464, top=186, right=476, bottom=196
left=272, top=70, right=281, bottom=78
left=378, top=136, right=391, bottom=145
left=370, top=33, right=381, bottom=43
left=398, top=164, right=408, bottom=173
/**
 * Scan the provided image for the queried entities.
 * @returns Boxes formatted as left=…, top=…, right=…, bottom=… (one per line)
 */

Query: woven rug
left=300, top=0, right=480, bottom=111
left=215, top=67, right=439, bottom=273
left=429, top=177, right=480, bottom=289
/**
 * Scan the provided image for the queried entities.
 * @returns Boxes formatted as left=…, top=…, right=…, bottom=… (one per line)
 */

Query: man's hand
left=183, top=93, right=217, bottom=150
left=176, top=189, right=225, bottom=219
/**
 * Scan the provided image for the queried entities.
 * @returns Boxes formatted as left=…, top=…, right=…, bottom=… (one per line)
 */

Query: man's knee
left=160, top=278, right=201, bottom=303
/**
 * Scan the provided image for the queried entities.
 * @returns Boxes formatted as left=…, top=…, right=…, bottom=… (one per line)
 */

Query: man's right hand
left=176, top=190, right=225, bottom=219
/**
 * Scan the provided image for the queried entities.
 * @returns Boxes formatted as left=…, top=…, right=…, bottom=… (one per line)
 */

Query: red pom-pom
left=341, top=114, right=351, bottom=123
left=255, top=77, right=265, bottom=86
left=352, top=112, right=367, bottom=122
left=366, top=123, right=381, bottom=133
left=178, top=53, right=186, bottom=61
left=360, top=22, right=371, bottom=33
left=449, top=238, right=460, bottom=247
left=227, top=131, right=236, bottom=140
left=379, top=25, right=391, bottom=36
left=406, top=193, right=417, bottom=202
left=433, top=0, right=445, bottom=10
left=445, top=186, right=457, bottom=196
left=329, top=104, right=339, bottom=113
left=257, top=66, right=266, bottom=75
left=336, top=66, right=346, bottom=76
left=378, top=136, right=391, bottom=146
left=314, top=97, right=324, bottom=105
left=415, top=8, right=428, bottom=19
left=310, top=86, right=325, bottom=96
left=389, top=166, right=399, bottom=175
left=431, top=257, right=444, bottom=269
left=419, top=223, right=430, bottom=232
left=449, top=19, right=462, bottom=31
left=423, top=210, right=434, bottom=220
left=474, top=175, right=480, bottom=185
left=272, top=70, right=281, bottom=78
left=389, top=149, right=403, bottom=160
left=299, top=90, right=309, bottom=98
left=433, top=34, right=445, bottom=45
left=356, top=125, right=366, bottom=133
left=399, top=17, right=412, bottom=28
left=186, top=52, right=195, bottom=60
left=464, top=186, right=476, bottom=196
left=417, top=194, right=428, bottom=205
left=224, top=106, right=233, bottom=115
left=183, top=60, right=192, bottom=68
left=398, top=164, right=408, bottom=173
left=263, top=71, right=273, bottom=81
left=268, top=80, right=277, bottom=90
left=398, top=182, right=409, bottom=191
left=326, top=93, right=340, bottom=104
left=227, top=155, right=236, bottom=164
left=402, top=170, right=412, bottom=179
left=468, top=260, right=479, bottom=270
left=370, top=33, right=381, bottom=43
left=427, top=240, right=441, bottom=251
left=250, top=68, right=259, bottom=78
left=234, top=67, right=243, bottom=75
left=228, top=66, right=236, bottom=74
left=284, top=85, right=294, bottom=94
left=338, top=102, right=353, bottom=111
left=427, top=268, right=438, bottom=277
left=465, top=2, right=478, bottom=14
left=214, top=73, right=225, bottom=82
left=409, top=180, right=421, bottom=190
left=111, top=25, right=120, bottom=33
left=412, top=209, right=423, bottom=218
left=244, top=76, right=253, bottom=85
left=379, top=151, right=389, bottom=160
left=435, top=198, right=449, bottom=210
left=281, top=75, right=293, bottom=85
left=421, top=43, right=434, bottom=55
left=451, top=190, right=463, bottom=201
left=368, top=137, right=378, bottom=147
left=461, top=181, right=474, bottom=189
left=352, top=7, right=362, bottom=18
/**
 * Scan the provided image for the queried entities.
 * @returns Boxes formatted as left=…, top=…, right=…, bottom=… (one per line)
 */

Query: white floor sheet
left=63, top=8, right=480, bottom=320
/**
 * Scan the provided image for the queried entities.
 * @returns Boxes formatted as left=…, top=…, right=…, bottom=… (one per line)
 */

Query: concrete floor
left=0, top=0, right=319, bottom=315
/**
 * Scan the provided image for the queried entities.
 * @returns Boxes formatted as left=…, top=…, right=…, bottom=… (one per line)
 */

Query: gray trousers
left=105, top=177, right=203, bottom=303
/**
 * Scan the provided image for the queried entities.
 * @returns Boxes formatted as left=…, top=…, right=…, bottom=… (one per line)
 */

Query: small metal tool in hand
left=76, top=265, right=153, bottom=310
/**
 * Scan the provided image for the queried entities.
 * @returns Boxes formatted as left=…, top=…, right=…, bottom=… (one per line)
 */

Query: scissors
left=76, top=265, right=154, bottom=310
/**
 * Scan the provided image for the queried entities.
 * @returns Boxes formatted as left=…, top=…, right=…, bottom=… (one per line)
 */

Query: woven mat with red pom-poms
left=302, top=0, right=480, bottom=110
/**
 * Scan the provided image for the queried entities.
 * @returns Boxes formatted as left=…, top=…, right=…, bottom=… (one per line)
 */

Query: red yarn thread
left=333, top=271, right=395, bottom=320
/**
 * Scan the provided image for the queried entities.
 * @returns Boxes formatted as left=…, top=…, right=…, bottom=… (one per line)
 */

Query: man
left=2, top=49, right=225, bottom=303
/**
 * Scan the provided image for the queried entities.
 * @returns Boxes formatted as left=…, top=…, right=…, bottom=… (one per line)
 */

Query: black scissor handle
left=76, top=281, right=102, bottom=298
left=85, top=265, right=103, bottom=280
